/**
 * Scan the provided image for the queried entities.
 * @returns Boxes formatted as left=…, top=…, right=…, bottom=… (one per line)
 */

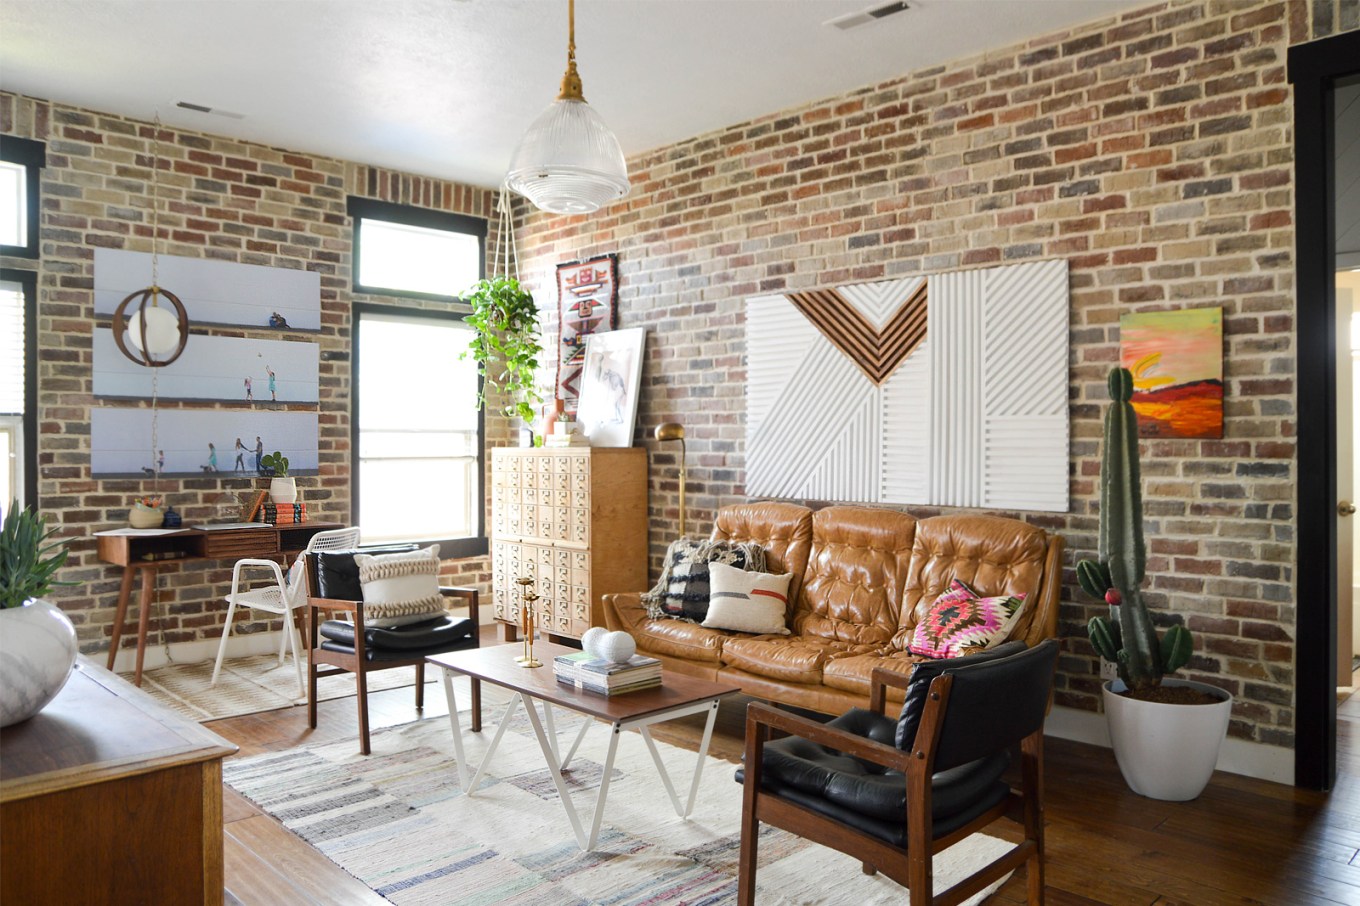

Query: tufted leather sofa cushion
left=893, top=515, right=1052, bottom=650
left=712, top=501, right=814, bottom=618
left=720, top=636, right=870, bottom=684
left=629, top=616, right=732, bottom=664
left=795, top=506, right=916, bottom=647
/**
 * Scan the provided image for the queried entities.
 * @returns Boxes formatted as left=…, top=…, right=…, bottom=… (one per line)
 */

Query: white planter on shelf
left=269, top=476, right=298, bottom=504
left=0, top=599, right=79, bottom=728
left=1103, top=678, right=1232, bottom=801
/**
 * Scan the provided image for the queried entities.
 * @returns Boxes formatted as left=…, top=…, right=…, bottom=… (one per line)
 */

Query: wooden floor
left=209, top=634, right=1360, bottom=905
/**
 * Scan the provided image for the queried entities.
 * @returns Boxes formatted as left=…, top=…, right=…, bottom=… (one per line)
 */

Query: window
left=354, top=307, right=485, bottom=555
left=0, top=270, right=37, bottom=508
left=0, top=136, right=45, bottom=260
left=347, top=197, right=486, bottom=300
left=347, top=196, right=489, bottom=557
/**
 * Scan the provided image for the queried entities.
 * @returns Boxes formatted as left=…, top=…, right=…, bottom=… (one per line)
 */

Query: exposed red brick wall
left=0, top=96, right=507, bottom=653
left=513, top=0, right=1357, bottom=747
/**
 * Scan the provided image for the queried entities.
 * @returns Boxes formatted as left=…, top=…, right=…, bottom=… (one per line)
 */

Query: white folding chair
left=210, top=526, right=362, bottom=696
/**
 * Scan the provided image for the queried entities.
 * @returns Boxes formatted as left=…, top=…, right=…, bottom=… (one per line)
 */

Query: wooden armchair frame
left=305, top=573, right=482, bottom=755
left=738, top=665, right=1045, bottom=906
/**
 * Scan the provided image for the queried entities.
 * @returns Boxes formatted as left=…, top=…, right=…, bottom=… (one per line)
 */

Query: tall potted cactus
left=1078, top=367, right=1232, bottom=801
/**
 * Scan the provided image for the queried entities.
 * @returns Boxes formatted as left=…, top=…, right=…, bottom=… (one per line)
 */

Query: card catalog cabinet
left=491, top=447, right=648, bottom=640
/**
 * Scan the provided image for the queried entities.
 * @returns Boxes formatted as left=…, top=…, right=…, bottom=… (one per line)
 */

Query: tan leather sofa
left=602, top=502, right=1064, bottom=715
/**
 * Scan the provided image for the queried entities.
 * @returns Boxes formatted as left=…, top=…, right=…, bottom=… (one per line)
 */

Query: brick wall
left=0, top=96, right=509, bottom=653
left=514, top=0, right=1357, bottom=748
left=3, top=0, right=1356, bottom=748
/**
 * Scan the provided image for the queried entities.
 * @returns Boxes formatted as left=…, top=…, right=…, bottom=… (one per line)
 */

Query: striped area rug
left=224, top=696, right=1014, bottom=905
left=121, top=654, right=428, bottom=722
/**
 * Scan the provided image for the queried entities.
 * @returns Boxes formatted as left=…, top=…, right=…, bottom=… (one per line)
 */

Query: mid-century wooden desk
left=0, top=658, right=237, bottom=904
left=96, top=522, right=343, bottom=684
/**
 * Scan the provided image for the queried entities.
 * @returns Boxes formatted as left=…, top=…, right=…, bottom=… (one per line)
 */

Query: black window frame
left=1, top=268, right=39, bottom=507
left=348, top=196, right=489, bottom=561
left=1, top=136, right=46, bottom=260
left=346, top=196, right=488, bottom=303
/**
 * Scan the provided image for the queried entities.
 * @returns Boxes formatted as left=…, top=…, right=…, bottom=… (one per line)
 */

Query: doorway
left=1290, top=30, right=1360, bottom=791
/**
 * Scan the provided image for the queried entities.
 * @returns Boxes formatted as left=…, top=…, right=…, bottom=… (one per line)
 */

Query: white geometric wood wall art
left=746, top=259, right=1069, bottom=513
left=94, top=248, right=321, bottom=331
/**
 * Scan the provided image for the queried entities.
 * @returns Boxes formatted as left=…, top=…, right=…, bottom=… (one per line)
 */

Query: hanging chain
left=150, top=112, right=161, bottom=292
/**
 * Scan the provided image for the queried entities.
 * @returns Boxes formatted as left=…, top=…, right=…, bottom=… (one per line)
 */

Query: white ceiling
left=0, top=0, right=1144, bottom=190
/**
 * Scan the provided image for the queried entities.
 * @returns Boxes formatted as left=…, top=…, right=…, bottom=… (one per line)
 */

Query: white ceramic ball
left=581, top=626, right=608, bottom=659
left=126, top=304, right=181, bottom=357
left=597, top=630, right=636, bottom=664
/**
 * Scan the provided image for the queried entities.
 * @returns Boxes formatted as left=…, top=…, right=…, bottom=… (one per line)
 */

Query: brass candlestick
left=516, top=577, right=542, bottom=668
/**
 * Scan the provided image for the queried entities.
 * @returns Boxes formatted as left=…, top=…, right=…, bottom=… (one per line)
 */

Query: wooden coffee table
left=428, top=642, right=741, bottom=852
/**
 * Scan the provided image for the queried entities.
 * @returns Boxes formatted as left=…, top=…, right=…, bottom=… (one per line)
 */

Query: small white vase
left=270, top=476, right=298, bottom=504
left=1103, top=678, right=1232, bottom=801
left=0, top=599, right=79, bottom=728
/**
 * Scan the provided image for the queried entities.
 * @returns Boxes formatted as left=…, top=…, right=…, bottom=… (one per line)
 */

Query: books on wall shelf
left=255, top=502, right=308, bottom=524
left=553, top=651, right=662, bottom=696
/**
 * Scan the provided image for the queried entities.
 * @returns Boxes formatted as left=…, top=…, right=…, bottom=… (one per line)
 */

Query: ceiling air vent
left=175, top=101, right=245, bottom=120
left=825, top=1, right=910, bottom=31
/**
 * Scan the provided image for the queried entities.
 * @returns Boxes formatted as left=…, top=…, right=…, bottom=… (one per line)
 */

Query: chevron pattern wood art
left=785, top=277, right=928, bottom=385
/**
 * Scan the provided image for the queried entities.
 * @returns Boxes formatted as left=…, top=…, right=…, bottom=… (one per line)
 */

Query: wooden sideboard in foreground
left=0, top=658, right=237, bottom=904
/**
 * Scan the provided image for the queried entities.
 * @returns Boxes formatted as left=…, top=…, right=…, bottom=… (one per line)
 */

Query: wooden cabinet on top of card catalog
left=491, top=447, right=648, bottom=641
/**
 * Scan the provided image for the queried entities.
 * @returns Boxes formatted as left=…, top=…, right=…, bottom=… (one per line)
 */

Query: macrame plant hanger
left=108, top=111, right=191, bottom=666
left=493, top=185, right=520, bottom=281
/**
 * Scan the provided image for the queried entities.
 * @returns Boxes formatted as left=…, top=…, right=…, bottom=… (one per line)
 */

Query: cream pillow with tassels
left=354, top=544, right=445, bottom=628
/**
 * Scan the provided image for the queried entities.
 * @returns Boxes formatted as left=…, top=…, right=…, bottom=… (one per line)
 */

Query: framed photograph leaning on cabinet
left=576, top=327, right=645, bottom=448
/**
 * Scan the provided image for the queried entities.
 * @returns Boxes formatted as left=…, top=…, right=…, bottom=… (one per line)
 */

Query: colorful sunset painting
left=1119, top=307, right=1224, bottom=439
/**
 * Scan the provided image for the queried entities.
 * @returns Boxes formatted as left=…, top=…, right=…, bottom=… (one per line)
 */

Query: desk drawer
left=201, top=529, right=278, bottom=558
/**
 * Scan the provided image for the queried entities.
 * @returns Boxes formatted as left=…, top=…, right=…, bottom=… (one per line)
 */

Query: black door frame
left=1289, top=29, right=1360, bottom=792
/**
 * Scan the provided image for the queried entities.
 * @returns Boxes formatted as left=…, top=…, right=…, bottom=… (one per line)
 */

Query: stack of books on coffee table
left=554, top=651, right=663, bottom=696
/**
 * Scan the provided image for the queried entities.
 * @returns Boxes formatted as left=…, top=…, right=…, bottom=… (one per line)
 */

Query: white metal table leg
left=584, top=722, right=623, bottom=851
left=439, top=668, right=470, bottom=791
left=560, top=714, right=593, bottom=770
left=465, top=693, right=522, bottom=795
left=638, top=697, right=721, bottom=817
left=520, top=693, right=590, bottom=850
left=543, top=700, right=560, bottom=763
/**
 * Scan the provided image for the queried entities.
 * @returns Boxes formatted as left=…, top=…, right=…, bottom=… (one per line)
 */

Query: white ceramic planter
left=1103, top=678, right=1232, bottom=801
left=270, top=476, right=298, bottom=504
left=0, top=599, right=79, bottom=728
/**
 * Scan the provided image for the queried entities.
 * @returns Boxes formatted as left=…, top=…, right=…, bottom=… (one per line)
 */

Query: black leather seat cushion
left=734, top=707, right=1011, bottom=846
left=319, top=615, right=475, bottom=661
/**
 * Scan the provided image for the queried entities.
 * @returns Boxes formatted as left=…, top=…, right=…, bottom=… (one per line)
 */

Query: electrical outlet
left=1099, top=659, right=1118, bottom=681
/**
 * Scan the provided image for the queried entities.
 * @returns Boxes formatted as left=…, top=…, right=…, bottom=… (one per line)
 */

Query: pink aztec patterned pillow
left=908, top=579, right=1027, bottom=659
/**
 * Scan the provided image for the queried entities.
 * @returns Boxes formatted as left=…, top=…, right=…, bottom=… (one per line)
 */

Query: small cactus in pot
left=1078, top=367, right=1193, bottom=693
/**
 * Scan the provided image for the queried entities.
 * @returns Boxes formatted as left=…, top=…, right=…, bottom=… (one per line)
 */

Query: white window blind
left=0, top=281, right=23, bottom=414
left=0, top=162, right=25, bottom=248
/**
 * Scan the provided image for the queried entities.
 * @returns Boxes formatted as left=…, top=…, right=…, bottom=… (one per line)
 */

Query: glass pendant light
left=505, top=0, right=629, bottom=214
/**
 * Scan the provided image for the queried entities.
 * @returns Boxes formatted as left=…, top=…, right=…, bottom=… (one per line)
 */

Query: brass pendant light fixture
left=505, top=0, right=629, bottom=214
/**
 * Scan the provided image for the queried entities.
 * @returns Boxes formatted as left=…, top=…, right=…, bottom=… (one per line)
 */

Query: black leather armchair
left=736, top=639, right=1059, bottom=905
left=304, top=550, right=482, bottom=755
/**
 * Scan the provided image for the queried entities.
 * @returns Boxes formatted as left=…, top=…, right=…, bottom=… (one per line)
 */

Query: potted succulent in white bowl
left=1078, top=367, right=1232, bottom=801
left=0, top=500, right=76, bottom=727
left=262, top=451, right=296, bottom=504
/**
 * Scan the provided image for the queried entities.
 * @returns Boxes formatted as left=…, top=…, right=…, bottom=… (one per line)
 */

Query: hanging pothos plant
left=462, top=276, right=543, bottom=422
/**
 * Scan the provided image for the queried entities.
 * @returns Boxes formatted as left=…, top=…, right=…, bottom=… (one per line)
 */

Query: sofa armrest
left=1020, top=533, right=1065, bottom=647
left=601, top=592, right=648, bottom=633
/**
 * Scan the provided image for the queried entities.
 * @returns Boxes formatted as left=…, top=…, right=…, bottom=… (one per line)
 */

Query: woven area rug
left=120, top=654, right=429, bottom=722
left=224, top=699, right=1014, bottom=905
